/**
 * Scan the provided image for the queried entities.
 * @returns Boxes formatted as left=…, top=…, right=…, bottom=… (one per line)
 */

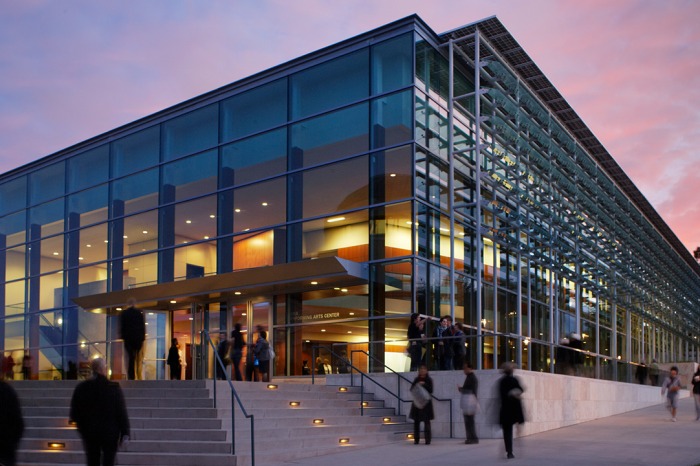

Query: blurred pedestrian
left=409, top=364, right=434, bottom=445
left=453, top=323, right=466, bottom=370
left=661, top=366, right=682, bottom=422
left=635, top=362, right=648, bottom=385
left=166, top=338, right=181, bottom=380
left=498, top=362, right=525, bottom=459
left=0, top=379, right=24, bottom=466
left=692, top=366, right=700, bottom=421
left=216, top=336, right=230, bottom=380
left=458, top=361, right=479, bottom=444
left=253, top=330, right=271, bottom=383
left=119, top=298, right=145, bottom=380
left=649, top=359, right=660, bottom=386
left=4, top=353, right=15, bottom=380
left=21, top=350, right=31, bottom=381
left=70, top=358, right=130, bottom=466
left=229, top=324, right=245, bottom=381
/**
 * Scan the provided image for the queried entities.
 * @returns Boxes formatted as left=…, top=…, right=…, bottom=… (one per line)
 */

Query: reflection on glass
left=68, top=146, right=109, bottom=192
left=302, top=156, right=368, bottom=219
left=221, top=79, right=287, bottom=142
left=163, top=104, right=218, bottom=161
left=221, top=128, right=287, bottom=186
left=112, top=126, right=160, bottom=178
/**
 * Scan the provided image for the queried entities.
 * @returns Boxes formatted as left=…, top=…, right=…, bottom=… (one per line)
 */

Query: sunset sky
left=1, top=0, right=699, bottom=253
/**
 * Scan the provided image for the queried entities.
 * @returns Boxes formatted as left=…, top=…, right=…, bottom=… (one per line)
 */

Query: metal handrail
left=311, top=345, right=453, bottom=438
left=350, top=348, right=454, bottom=438
left=201, top=330, right=255, bottom=466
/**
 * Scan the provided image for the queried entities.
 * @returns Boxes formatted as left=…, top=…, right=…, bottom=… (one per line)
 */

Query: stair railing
left=201, top=330, right=255, bottom=466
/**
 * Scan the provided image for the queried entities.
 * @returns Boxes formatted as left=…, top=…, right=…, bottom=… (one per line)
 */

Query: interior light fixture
left=209, top=214, right=216, bottom=218
left=52, top=252, right=59, bottom=256
left=116, top=307, right=122, bottom=311
left=310, top=281, right=318, bottom=285
left=327, top=216, right=345, bottom=223
left=142, top=230, right=148, bottom=234
left=186, top=220, right=192, bottom=224
left=235, top=208, right=241, bottom=213
left=361, top=401, right=369, bottom=407
left=204, top=236, right=210, bottom=240
left=341, top=289, right=348, bottom=293
left=349, top=312, right=355, bottom=316
left=406, top=434, right=415, bottom=440
left=123, top=235, right=128, bottom=239
left=170, top=300, right=177, bottom=304
left=104, top=240, right=109, bottom=243
left=389, top=173, right=397, bottom=177
left=320, top=329, right=326, bottom=332
left=234, top=291, right=242, bottom=295
left=347, top=331, right=352, bottom=334
left=312, top=418, right=324, bottom=425
left=261, top=202, right=268, bottom=206
left=86, top=244, right=92, bottom=247
left=289, top=401, right=300, bottom=407
left=78, top=257, right=84, bottom=261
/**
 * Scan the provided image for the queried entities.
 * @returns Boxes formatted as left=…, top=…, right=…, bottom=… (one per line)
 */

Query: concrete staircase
left=221, top=379, right=412, bottom=466
left=11, top=378, right=412, bottom=466
left=14, top=380, right=235, bottom=466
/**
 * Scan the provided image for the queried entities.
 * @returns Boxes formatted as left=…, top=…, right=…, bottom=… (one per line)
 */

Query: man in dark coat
left=120, top=299, right=145, bottom=380
left=70, top=358, right=130, bottom=466
left=0, top=380, right=24, bottom=466
left=498, top=362, right=525, bottom=459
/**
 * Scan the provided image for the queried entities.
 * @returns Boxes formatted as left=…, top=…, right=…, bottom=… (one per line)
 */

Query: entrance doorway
left=231, top=299, right=272, bottom=381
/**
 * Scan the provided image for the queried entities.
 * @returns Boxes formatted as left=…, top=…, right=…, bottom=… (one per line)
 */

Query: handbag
left=267, top=346, right=275, bottom=360
left=460, top=393, right=479, bottom=415
left=410, top=383, right=430, bottom=409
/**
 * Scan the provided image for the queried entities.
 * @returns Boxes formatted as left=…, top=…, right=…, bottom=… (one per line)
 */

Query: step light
left=361, top=401, right=369, bottom=407
left=67, top=420, right=77, bottom=427
left=312, top=418, right=324, bottom=425
left=267, top=384, right=278, bottom=390
left=338, top=387, right=348, bottom=392
left=382, top=417, right=391, bottom=423
left=406, top=433, right=415, bottom=440
left=48, top=442, right=65, bottom=449
left=289, top=401, right=300, bottom=407
left=339, top=438, right=350, bottom=444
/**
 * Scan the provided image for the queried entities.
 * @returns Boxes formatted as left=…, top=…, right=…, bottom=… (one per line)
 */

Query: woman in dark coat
left=498, top=362, right=525, bottom=459
left=166, top=338, right=181, bottom=380
left=409, top=364, right=434, bottom=445
left=407, top=313, right=425, bottom=371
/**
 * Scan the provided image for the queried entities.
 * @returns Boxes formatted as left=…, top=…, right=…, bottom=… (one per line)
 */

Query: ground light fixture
left=406, top=433, right=415, bottom=440
left=267, top=384, right=278, bottom=390
left=338, top=387, right=348, bottom=392
left=289, top=401, right=300, bottom=407
left=312, top=418, right=324, bottom=425
left=338, top=438, right=350, bottom=444
left=48, top=442, right=65, bottom=449
left=382, top=417, right=391, bottom=423
left=361, top=401, right=369, bottom=407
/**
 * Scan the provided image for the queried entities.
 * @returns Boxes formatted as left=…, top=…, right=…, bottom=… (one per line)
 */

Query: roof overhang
left=72, top=257, right=368, bottom=313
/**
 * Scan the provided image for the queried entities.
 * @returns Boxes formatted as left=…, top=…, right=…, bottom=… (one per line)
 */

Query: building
left=0, top=15, right=698, bottom=382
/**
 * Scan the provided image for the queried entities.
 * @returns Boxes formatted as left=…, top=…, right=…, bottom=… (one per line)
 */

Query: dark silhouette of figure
left=4, top=353, right=15, bottom=380
left=452, top=322, right=467, bottom=370
left=407, top=313, right=425, bottom=371
left=458, top=362, right=479, bottom=444
left=167, top=338, right=182, bottom=380
left=119, top=299, right=145, bottom=380
left=0, top=380, right=24, bottom=466
left=253, top=330, right=271, bottom=383
left=301, top=360, right=311, bottom=375
left=216, top=336, right=230, bottom=380
left=67, top=361, right=78, bottom=380
left=70, top=358, right=130, bottom=466
left=432, top=316, right=454, bottom=370
left=409, top=364, right=434, bottom=445
left=229, top=324, right=245, bottom=381
left=498, top=362, right=525, bottom=459
left=21, top=350, right=31, bottom=380
left=636, top=362, right=648, bottom=385
left=649, top=359, right=660, bottom=386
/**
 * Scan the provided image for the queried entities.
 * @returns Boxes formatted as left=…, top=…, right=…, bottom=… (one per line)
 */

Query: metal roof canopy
left=71, top=257, right=368, bottom=313
left=440, top=16, right=700, bottom=275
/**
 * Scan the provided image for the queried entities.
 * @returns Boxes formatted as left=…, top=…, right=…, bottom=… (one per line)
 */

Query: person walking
left=229, top=324, right=245, bottom=381
left=409, top=364, right=434, bottom=445
left=166, top=338, right=181, bottom=380
left=692, top=366, right=700, bottom=421
left=498, top=362, right=525, bottom=459
left=119, top=299, right=145, bottom=380
left=661, top=365, right=682, bottom=421
left=458, top=361, right=479, bottom=444
left=649, top=359, right=660, bottom=386
left=70, top=358, right=130, bottom=466
left=216, top=336, right=230, bottom=380
left=253, top=330, right=271, bottom=383
left=0, top=379, right=24, bottom=466
left=407, top=313, right=425, bottom=371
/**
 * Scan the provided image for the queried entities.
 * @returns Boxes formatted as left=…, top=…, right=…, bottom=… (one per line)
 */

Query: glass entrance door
left=231, top=299, right=271, bottom=381
left=141, top=310, right=167, bottom=380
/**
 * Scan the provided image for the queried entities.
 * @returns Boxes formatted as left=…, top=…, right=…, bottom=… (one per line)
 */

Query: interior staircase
left=11, top=378, right=411, bottom=466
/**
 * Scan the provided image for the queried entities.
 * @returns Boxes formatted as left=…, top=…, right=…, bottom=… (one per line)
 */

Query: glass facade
left=0, top=16, right=697, bottom=382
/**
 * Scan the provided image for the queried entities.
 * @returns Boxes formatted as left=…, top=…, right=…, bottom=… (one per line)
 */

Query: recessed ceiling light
left=123, top=235, right=128, bottom=239
left=186, top=220, right=192, bottom=224
left=406, top=221, right=413, bottom=225
left=341, top=289, right=348, bottom=293
left=311, top=281, right=318, bottom=285
left=234, top=291, right=242, bottom=295
left=244, top=228, right=250, bottom=232
left=104, top=240, right=109, bottom=243
left=170, top=300, right=176, bottom=304
left=327, top=216, right=345, bottom=223
left=261, top=202, right=268, bottom=206
left=52, top=252, right=59, bottom=255
left=349, top=312, right=355, bottom=316
left=389, top=173, right=397, bottom=177
left=347, top=331, right=352, bottom=334
left=142, top=230, right=148, bottom=234
left=79, top=257, right=84, bottom=260
left=116, top=307, right=122, bottom=311
left=321, top=329, right=326, bottom=332
left=209, top=214, right=216, bottom=218
left=204, top=236, right=210, bottom=240
left=86, top=244, right=92, bottom=248
left=235, top=208, right=241, bottom=213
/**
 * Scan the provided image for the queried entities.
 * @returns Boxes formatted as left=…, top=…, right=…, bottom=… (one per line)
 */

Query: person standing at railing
left=432, top=316, right=455, bottom=371
left=407, top=313, right=426, bottom=371
left=453, top=323, right=467, bottom=370
left=409, top=364, right=434, bottom=445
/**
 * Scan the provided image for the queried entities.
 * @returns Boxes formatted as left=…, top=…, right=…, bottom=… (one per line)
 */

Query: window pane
left=372, top=90, right=413, bottom=149
left=40, top=235, right=64, bottom=274
left=0, top=176, right=27, bottom=216
left=221, top=79, right=287, bottom=142
left=29, top=162, right=65, bottom=205
left=372, top=33, right=413, bottom=94
left=77, top=224, right=108, bottom=265
left=233, top=178, right=286, bottom=233
left=5, top=245, right=26, bottom=281
left=380, top=145, right=412, bottom=203
left=302, top=211, right=369, bottom=261
left=68, top=185, right=109, bottom=226
left=123, top=210, right=159, bottom=256
left=291, top=50, right=369, bottom=119
left=174, top=241, right=217, bottom=279
left=163, top=104, right=218, bottom=161
left=291, top=103, right=368, bottom=168
left=174, top=196, right=217, bottom=244
left=0, top=211, right=26, bottom=247
left=29, top=200, right=64, bottom=237
left=68, top=146, right=109, bottom=192
left=302, top=156, right=368, bottom=219
left=123, top=252, right=158, bottom=288
left=112, top=168, right=159, bottom=215
left=162, top=150, right=217, bottom=202
left=112, top=126, right=160, bottom=177
left=232, top=227, right=286, bottom=270
left=382, top=202, right=412, bottom=258
left=221, top=129, right=287, bottom=187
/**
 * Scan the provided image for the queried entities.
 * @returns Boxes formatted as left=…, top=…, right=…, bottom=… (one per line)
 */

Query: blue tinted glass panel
left=372, top=33, right=413, bottom=95
left=372, top=90, right=413, bottom=149
left=221, top=128, right=287, bottom=187
left=29, top=162, right=65, bottom=205
left=233, top=178, right=286, bottom=233
left=68, top=185, right=109, bottom=225
left=29, top=199, right=64, bottom=237
left=162, top=150, right=217, bottom=202
left=291, top=50, right=369, bottom=119
left=112, top=168, right=159, bottom=215
left=163, top=104, right=218, bottom=161
left=0, top=211, right=26, bottom=247
left=291, top=103, right=368, bottom=168
left=0, top=177, right=27, bottom=216
left=302, top=156, right=368, bottom=219
left=112, top=126, right=160, bottom=177
left=68, top=145, right=109, bottom=192
left=221, top=79, right=287, bottom=142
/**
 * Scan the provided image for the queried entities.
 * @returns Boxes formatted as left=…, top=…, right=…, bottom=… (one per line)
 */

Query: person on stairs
left=409, top=363, right=434, bottom=445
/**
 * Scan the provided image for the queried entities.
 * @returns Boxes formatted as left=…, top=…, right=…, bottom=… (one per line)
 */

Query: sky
left=1, top=0, right=699, bottom=253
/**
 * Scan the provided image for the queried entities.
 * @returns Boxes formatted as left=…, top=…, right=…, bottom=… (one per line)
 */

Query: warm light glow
left=142, top=230, right=148, bottom=234
left=310, top=281, right=318, bottom=285
left=349, top=312, right=355, bottom=316
left=123, top=235, right=128, bottom=239
left=327, top=216, right=345, bottom=223
left=338, top=387, right=348, bottom=392
left=234, top=291, right=242, bottom=295
left=339, top=438, right=350, bottom=444
left=86, top=244, right=92, bottom=247
left=261, top=202, right=268, bottom=206
left=267, top=384, right=278, bottom=390
left=78, top=257, right=84, bottom=260
left=389, top=173, right=396, bottom=177
left=116, top=307, right=122, bottom=311
left=48, top=442, right=65, bottom=449
left=320, top=329, right=326, bottom=332
left=382, top=417, right=391, bottom=423
left=406, top=434, right=415, bottom=440
left=186, top=220, right=192, bottom=224
left=361, top=401, right=368, bottom=407
left=57, top=318, right=63, bottom=325
left=170, top=300, right=176, bottom=304
left=341, top=289, right=348, bottom=293
left=204, top=236, right=210, bottom=240
left=235, top=208, right=241, bottom=213
left=312, top=418, right=324, bottom=424
left=210, top=214, right=216, bottom=218
left=52, top=251, right=59, bottom=256
left=289, top=401, right=300, bottom=407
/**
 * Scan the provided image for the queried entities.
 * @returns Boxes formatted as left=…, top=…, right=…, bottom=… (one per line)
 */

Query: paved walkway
left=282, top=396, right=700, bottom=466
